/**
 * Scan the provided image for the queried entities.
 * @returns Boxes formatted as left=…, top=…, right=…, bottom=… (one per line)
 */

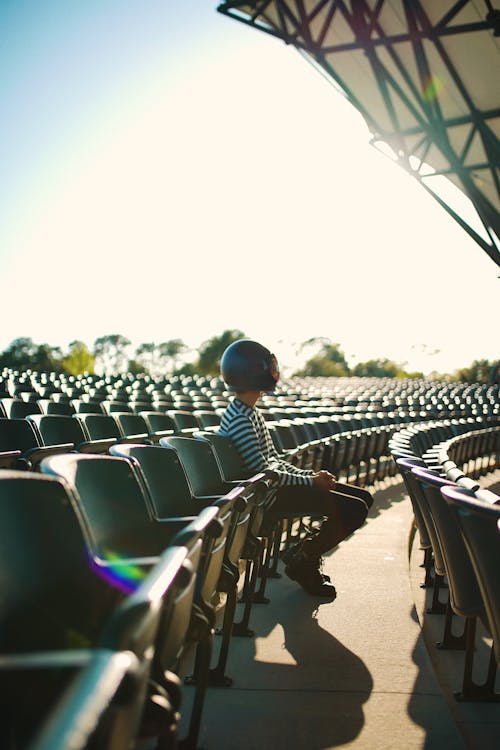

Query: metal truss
left=218, top=1, right=500, bottom=267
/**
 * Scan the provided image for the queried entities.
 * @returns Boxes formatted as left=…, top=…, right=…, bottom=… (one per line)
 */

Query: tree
left=352, top=358, right=402, bottom=378
left=455, top=359, right=493, bottom=384
left=32, top=343, right=63, bottom=372
left=135, top=339, right=188, bottom=376
left=62, top=341, right=95, bottom=375
left=196, top=329, right=245, bottom=375
left=158, top=339, right=187, bottom=375
left=294, top=340, right=350, bottom=377
left=0, top=337, right=38, bottom=369
left=93, top=334, right=131, bottom=375
left=0, top=337, right=63, bottom=371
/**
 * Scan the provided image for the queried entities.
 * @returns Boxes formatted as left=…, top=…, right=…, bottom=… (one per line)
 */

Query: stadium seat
left=0, top=397, right=43, bottom=419
left=26, top=414, right=113, bottom=454
left=0, top=417, right=73, bottom=470
left=39, top=452, right=229, bottom=748
left=109, top=441, right=257, bottom=684
left=0, top=469, right=196, bottom=749
left=441, top=485, right=500, bottom=700
left=411, top=467, right=493, bottom=700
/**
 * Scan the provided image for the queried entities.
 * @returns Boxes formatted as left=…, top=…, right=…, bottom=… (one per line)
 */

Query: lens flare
left=423, top=74, right=444, bottom=102
left=91, top=549, right=147, bottom=594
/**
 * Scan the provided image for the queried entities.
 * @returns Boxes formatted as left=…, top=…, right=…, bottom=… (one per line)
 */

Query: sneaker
left=285, top=555, right=337, bottom=598
left=281, top=544, right=331, bottom=582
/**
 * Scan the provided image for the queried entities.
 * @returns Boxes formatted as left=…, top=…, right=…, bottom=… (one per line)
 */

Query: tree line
left=0, top=332, right=497, bottom=385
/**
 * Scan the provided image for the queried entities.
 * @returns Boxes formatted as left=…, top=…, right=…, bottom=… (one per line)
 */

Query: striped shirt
left=219, top=398, right=313, bottom=487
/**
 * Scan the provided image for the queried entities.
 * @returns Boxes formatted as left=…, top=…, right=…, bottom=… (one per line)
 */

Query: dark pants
left=273, top=482, right=373, bottom=557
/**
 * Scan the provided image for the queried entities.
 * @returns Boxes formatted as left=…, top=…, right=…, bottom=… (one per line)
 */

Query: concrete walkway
left=179, top=473, right=500, bottom=750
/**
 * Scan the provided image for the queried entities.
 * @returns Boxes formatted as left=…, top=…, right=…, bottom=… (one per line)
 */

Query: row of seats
left=0, top=433, right=279, bottom=750
left=2, top=368, right=498, bottom=417
left=0, top=367, right=498, bottom=748
left=390, top=422, right=500, bottom=702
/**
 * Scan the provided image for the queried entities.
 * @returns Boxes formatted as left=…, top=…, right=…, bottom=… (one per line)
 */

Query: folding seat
left=267, top=421, right=306, bottom=468
left=192, top=430, right=278, bottom=619
left=167, top=409, right=200, bottom=434
left=26, top=414, right=113, bottom=454
left=411, top=467, right=497, bottom=701
left=0, top=470, right=197, bottom=749
left=0, top=417, right=73, bottom=470
left=71, top=399, right=107, bottom=414
left=111, top=439, right=260, bottom=683
left=130, top=400, right=154, bottom=414
left=110, top=412, right=152, bottom=442
left=28, top=650, right=144, bottom=750
left=441, top=486, right=500, bottom=698
left=101, top=400, right=134, bottom=414
left=193, top=409, right=220, bottom=429
left=0, top=397, right=43, bottom=419
left=39, top=453, right=229, bottom=748
left=37, top=399, right=76, bottom=416
left=75, top=411, right=129, bottom=443
left=140, top=410, right=176, bottom=436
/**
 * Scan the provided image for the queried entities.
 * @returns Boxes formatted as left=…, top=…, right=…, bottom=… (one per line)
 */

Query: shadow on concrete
left=189, top=590, right=374, bottom=749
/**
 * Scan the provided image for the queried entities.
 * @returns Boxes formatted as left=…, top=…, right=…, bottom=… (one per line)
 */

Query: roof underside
left=217, top=1, right=500, bottom=267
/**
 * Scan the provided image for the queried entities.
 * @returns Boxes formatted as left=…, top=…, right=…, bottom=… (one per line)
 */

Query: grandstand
left=0, top=365, right=499, bottom=748
left=2, top=1, right=499, bottom=748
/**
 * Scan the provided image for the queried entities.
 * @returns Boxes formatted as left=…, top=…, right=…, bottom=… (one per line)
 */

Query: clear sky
left=1, top=0, right=498, bottom=376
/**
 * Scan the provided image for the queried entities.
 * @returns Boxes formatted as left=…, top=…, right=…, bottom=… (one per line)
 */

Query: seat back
left=441, top=486, right=500, bottom=661
left=193, top=431, right=250, bottom=482
left=0, top=417, right=41, bottom=453
left=26, top=650, right=144, bottom=750
left=27, top=414, right=90, bottom=448
left=0, top=470, right=194, bottom=750
left=75, top=414, right=122, bottom=440
left=0, top=398, right=43, bottom=419
left=111, top=412, right=150, bottom=440
left=411, top=467, right=484, bottom=617
left=160, top=435, right=225, bottom=496
left=109, top=443, right=196, bottom=518
left=40, top=454, right=183, bottom=562
left=167, top=410, right=199, bottom=433
left=0, top=471, right=123, bottom=653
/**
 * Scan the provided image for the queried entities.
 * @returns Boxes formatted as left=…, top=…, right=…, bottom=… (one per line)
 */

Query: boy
left=219, top=339, right=373, bottom=598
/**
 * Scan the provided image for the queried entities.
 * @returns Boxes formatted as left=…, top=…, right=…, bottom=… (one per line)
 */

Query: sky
left=1, top=0, right=498, bottom=377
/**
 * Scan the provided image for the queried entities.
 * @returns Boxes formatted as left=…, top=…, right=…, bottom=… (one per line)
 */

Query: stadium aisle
left=176, top=474, right=500, bottom=750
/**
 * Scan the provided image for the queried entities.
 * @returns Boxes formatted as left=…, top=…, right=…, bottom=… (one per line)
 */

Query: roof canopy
left=218, top=1, right=500, bottom=267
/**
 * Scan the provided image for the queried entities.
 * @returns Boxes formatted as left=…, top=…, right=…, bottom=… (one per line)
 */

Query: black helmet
left=220, top=339, right=279, bottom=392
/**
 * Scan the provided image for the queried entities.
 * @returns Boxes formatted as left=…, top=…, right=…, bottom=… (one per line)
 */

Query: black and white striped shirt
left=219, top=398, right=313, bottom=487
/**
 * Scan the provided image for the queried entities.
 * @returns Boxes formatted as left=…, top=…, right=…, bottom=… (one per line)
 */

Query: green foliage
left=455, top=359, right=496, bottom=384
left=352, top=358, right=413, bottom=378
left=0, top=333, right=495, bottom=384
left=0, top=337, right=63, bottom=372
left=93, top=334, right=131, bottom=374
left=135, top=339, right=187, bottom=376
left=196, top=329, right=245, bottom=375
left=127, top=359, right=148, bottom=375
left=62, top=341, right=95, bottom=376
left=294, top=340, right=349, bottom=377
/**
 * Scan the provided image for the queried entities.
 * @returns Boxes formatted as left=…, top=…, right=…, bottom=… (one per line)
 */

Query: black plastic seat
left=0, top=417, right=73, bottom=470
left=441, top=485, right=500, bottom=696
left=167, top=410, right=200, bottom=434
left=27, top=649, right=143, bottom=750
left=27, top=414, right=113, bottom=454
left=411, top=467, right=493, bottom=700
left=0, top=470, right=197, bottom=749
left=0, top=397, right=43, bottom=419
left=109, top=440, right=257, bottom=684
left=36, top=399, right=76, bottom=416
left=39, top=452, right=228, bottom=748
